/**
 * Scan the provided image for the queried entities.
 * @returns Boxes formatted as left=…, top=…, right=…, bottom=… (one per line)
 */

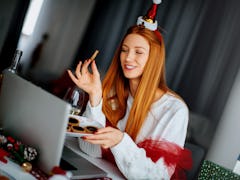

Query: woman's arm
left=67, top=59, right=102, bottom=107
left=111, top=133, right=171, bottom=179
left=77, top=99, right=107, bottom=158
left=81, top=95, right=191, bottom=179
left=110, top=106, right=190, bottom=179
left=82, top=99, right=106, bottom=127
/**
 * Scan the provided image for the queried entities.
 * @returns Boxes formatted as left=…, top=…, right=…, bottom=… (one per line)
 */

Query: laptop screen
left=0, top=71, right=71, bottom=174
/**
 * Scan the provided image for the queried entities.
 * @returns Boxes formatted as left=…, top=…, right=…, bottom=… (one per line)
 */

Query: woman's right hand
left=67, top=59, right=102, bottom=107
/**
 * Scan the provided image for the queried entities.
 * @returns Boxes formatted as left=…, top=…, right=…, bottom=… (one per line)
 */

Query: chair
left=184, top=142, right=205, bottom=180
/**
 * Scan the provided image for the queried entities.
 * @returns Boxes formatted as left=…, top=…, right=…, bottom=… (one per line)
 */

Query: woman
left=68, top=25, right=192, bottom=179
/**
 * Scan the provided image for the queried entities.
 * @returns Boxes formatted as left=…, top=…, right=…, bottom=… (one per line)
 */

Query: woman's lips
left=125, top=65, right=136, bottom=70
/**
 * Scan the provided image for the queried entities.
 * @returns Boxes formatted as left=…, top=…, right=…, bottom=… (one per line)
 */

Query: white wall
left=18, top=0, right=96, bottom=81
left=206, top=68, right=240, bottom=169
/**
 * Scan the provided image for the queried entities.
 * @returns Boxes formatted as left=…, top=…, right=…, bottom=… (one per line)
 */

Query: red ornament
left=7, top=136, right=15, bottom=143
left=51, top=166, right=66, bottom=175
left=0, top=148, right=9, bottom=163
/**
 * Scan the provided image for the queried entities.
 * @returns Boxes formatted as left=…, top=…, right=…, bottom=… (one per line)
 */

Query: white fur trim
left=153, top=0, right=162, bottom=4
left=137, top=16, right=158, bottom=31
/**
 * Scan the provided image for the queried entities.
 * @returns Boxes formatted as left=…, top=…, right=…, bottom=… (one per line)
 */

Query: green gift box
left=198, top=160, right=240, bottom=180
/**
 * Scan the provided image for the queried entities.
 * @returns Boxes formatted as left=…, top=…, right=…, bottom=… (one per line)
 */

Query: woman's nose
left=126, top=51, right=134, bottom=61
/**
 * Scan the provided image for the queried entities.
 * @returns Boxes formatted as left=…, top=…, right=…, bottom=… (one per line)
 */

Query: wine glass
left=63, top=86, right=86, bottom=115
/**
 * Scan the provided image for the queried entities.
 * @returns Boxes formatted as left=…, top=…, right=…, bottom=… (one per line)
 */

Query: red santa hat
left=137, top=0, right=162, bottom=31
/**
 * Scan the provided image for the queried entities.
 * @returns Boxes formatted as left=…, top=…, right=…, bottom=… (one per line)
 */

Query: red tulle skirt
left=102, top=138, right=192, bottom=179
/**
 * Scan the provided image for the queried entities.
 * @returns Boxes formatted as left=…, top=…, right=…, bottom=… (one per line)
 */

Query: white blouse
left=78, top=93, right=189, bottom=179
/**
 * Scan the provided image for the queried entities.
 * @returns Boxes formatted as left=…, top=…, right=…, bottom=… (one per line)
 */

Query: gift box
left=233, top=154, right=240, bottom=175
left=198, top=160, right=240, bottom=179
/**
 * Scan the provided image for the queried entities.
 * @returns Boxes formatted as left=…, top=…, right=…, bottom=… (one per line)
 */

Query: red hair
left=102, top=25, right=170, bottom=140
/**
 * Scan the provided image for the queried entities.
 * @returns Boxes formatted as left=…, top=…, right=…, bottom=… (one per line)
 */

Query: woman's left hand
left=82, top=127, right=124, bottom=149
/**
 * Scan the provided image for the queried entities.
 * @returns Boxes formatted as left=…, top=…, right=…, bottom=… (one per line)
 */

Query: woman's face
left=120, top=34, right=150, bottom=81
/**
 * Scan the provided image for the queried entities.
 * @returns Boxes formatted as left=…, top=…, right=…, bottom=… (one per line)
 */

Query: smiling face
left=120, top=33, right=150, bottom=82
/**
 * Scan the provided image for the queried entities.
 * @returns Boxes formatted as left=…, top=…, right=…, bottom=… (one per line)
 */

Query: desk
left=0, top=137, right=125, bottom=180
left=0, top=158, right=35, bottom=179
left=64, top=136, right=125, bottom=180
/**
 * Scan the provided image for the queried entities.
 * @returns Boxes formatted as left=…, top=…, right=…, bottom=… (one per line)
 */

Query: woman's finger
left=83, top=136, right=111, bottom=149
left=75, top=61, right=82, bottom=79
left=83, top=138, right=105, bottom=144
left=95, top=126, right=114, bottom=134
left=81, top=59, right=92, bottom=75
left=91, top=60, right=100, bottom=77
left=67, top=70, right=79, bottom=85
left=83, top=136, right=106, bottom=144
left=85, top=140, right=109, bottom=149
left=83, top=132, right=108, bottom=140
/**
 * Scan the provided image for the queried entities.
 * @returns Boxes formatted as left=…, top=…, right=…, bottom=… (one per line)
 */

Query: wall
left=18, top=0, right=96, bottom=82
left=0, top=0, right=18, bottom=54
left=206, top=68, right=240, bottom=169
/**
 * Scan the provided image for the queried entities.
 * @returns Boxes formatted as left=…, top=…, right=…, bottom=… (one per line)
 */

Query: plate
left=66, top=115, right=103, bottom=137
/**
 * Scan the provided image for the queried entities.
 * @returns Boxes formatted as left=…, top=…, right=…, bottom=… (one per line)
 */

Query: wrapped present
left=198, top=160, right=240, bottom=180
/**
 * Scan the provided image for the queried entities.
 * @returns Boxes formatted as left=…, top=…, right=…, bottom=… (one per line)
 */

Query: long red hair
left=102, top=25, right=169, bottom=140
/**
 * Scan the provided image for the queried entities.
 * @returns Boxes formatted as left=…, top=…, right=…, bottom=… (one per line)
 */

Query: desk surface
left=0, top=137, right=125, bottom=180
left=0, top=159, right=35, bottom=179
left=64, top=136, right=125, bottom=179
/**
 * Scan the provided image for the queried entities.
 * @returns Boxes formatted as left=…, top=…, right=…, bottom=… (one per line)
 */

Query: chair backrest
left=185, top=142, right=205, bottom=180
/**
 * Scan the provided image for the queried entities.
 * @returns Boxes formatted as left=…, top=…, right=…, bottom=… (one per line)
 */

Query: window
left=21, top=0, right=44, bottom=36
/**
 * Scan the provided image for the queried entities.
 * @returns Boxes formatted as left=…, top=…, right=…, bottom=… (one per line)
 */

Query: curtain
left=73, top=0, right=152, bottom=76
left=174, top=0, right=240, bottom=140
left=73, top=0, right=240, bottom=149
left=0, top=0, right=30, bottom=72
left=162, top=0, right=240, bottom=147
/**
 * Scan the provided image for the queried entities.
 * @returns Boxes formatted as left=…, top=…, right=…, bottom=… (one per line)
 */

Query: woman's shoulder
left=152, top=92, right=188, bottom=112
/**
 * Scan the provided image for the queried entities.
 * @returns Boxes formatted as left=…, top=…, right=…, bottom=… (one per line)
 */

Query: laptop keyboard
left=60, top=158, right=77, bottom=171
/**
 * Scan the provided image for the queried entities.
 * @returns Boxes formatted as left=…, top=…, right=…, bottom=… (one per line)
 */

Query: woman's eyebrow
left=122, top=44, right=147, bottom=51
left=135, top=46, right=147, bottom=50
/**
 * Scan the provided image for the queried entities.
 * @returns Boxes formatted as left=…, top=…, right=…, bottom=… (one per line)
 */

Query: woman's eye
left=136, top=51, right=143, bottom=54
left=121, top=49, right=128, bottom=53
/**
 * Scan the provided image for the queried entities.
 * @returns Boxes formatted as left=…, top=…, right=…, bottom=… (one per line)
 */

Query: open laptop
left=0, top=71, right=107, bottom=179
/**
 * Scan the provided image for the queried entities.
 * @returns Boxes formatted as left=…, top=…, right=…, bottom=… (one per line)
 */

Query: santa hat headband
left=137, top=0, right=162, bottom=31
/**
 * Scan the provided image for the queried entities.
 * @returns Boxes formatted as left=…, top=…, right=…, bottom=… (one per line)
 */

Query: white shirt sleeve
left=82, top=99, right=106, bottom=127
left=78, top=99, right=106, bottom=158
left=110, top=97, right=189, bottom=179
left=111, top=133, right=170, bottom=179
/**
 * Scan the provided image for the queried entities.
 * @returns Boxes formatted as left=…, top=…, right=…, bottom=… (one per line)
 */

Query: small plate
left=66, top=115, right=103, bottom=137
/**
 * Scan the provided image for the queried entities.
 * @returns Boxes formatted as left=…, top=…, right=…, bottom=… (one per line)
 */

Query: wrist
left=89, top=92, right=102, bottom=107
left=117, top=131, right=124, bottom=145
left=111, top=132, right=125, bottom=149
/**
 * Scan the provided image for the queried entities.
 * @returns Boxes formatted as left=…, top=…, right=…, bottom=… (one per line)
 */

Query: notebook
left=0, top=71, right=107, bottom=179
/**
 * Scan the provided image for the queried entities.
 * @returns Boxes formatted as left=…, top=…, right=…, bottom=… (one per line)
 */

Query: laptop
left=0, top=71, right=107, bottom=179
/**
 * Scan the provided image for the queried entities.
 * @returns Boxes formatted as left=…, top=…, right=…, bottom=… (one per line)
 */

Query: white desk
left=0, top=158, right=35, bottom=179
left=0, top=137, right=125, bottom=180
left=64, top=136, right=125, bottom=180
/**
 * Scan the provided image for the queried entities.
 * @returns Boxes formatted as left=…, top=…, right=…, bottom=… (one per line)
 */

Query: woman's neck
left=129, top=78, right=165, bottom=100
left=129, top=79, right=140, bottom=97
